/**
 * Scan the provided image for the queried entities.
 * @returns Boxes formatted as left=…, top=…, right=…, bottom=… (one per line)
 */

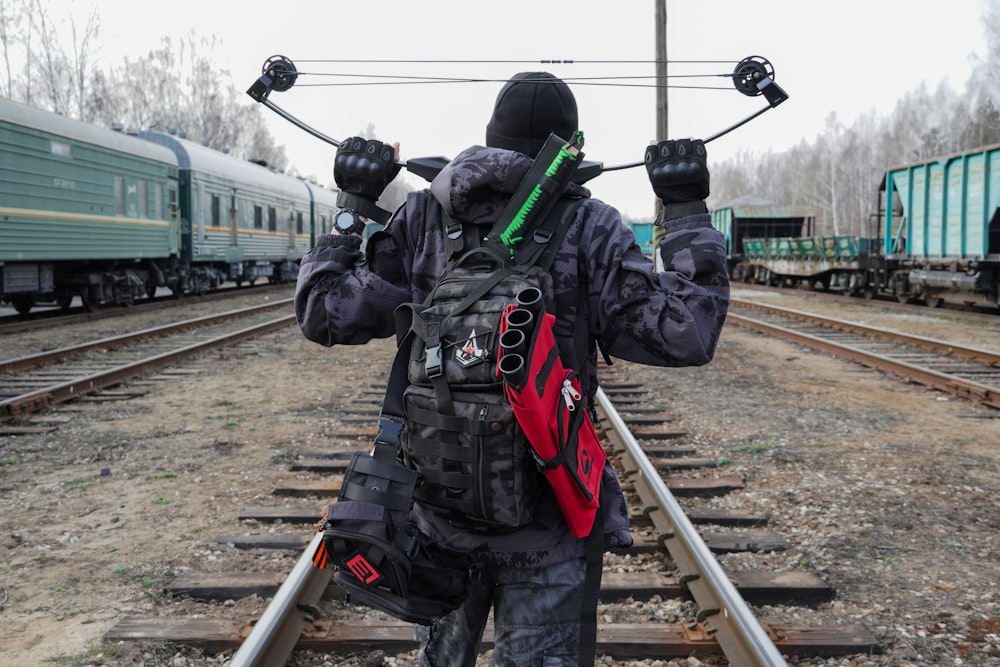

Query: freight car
left=873, top=144, right=1000, bottom=307
left=717, top=145, right=1000, bottom=309
left=0, top=97, right=335, bottom=315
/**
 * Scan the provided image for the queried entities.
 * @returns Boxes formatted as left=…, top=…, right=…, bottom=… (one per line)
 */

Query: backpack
left=395, top=238, right=558, bottom=530
left=392, top=132, right=598, bottom=532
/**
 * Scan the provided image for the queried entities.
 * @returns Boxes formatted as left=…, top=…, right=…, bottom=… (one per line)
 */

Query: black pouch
left=335, top=538, right=472, bottom=625
left=313, top=449, right=471, bottom=625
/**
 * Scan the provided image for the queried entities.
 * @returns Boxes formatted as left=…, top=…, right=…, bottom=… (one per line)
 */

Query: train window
left=138, top=180, right=148, bottom=218
left=254, top=205, right=263, bottom=229
left=268, top=206, right=277, bottom=232
left=50, top=140, right=72, bottom=157
left=212, top=194, right=221, bottom=228
left=154, top=183, right=164, bottom=220
left=114, top=175, right=125, bottom=216
left=297, top=211, right=304, bottom=235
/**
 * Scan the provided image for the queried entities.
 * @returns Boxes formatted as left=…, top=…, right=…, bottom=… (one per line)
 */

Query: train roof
left=878, top=142, right=1000, bottom=192
left=881, top=142, right=1000, bottom=177
left=0, top=97, right=178, bottom=165
left=138, top=129, right=309, bottom=199
left=712, top=196, right=816, bottom=219
left=305, top=180, right=341, bottom=206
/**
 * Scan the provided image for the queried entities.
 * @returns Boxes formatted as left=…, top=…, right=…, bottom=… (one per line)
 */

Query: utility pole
left=655, top=0, right=668, bottom=142
left=653, top=0, right=667, bottom=238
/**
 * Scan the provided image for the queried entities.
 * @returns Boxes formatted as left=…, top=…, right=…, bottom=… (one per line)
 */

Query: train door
left=293, top=210, right=304, bottom=252
left=282, top=200, right=295, bottom=255
left=230, top=190, right=238, bottom=247
left=223, top=189, right=245, bottom=268
left=989, top=209, right=1000, bottom=256
left=192, top=180, right=205, bottom=243
left=178, top=170, right=194, bottom=265
left=309, top=201, right=317, bottom=248
left=169, top=187, right=180, bottom=254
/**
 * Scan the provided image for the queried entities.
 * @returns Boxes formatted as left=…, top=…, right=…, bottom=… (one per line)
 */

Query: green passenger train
left=0, top=97, right=339, bottom=315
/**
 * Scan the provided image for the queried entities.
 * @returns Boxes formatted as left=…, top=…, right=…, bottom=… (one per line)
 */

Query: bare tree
left=30, top=0, right=67, bottom=112
left=709, top=0, right=998, bottom=241
left=66, top=6, right=99, bottom=119
left=240, top=112, right=289, bottom=170
left=0, top=0, right=26, bottom=99
left=964, top=0, right=1000, bottom=148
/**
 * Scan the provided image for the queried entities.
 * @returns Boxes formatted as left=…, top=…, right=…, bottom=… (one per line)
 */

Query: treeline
left=3, top=0, right=999, bottom=234
left=0, top=0, right=289, bottom=173
left=709, top=1, right=1000, bottom=238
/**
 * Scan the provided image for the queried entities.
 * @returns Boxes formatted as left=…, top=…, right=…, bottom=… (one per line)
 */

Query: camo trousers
left=415, top=556, right=590, bottom=667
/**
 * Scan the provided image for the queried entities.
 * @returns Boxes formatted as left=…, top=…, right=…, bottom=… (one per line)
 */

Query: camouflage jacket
left=295, top=145, right=730, bottom=566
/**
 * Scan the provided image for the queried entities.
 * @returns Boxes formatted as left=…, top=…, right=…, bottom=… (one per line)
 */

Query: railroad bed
left=0, top=293, right=998, bottom=665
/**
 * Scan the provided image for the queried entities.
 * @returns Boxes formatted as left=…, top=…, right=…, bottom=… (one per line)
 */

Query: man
left=295, top=72, right=729, bottom=666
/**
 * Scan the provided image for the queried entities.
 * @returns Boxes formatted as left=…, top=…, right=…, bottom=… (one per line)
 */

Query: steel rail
left=725, top=312, right=1000, bottom=409
left=731, top=298, right=1000, bottom=366
left=227, top=532, right=333, bottom=667
left=223, top=392, right=788, bottom=666
left=0, top=314, right=296, bottom=419
left=595, top=387, right=788, bottom=666
left=0, top=284, right=292, bottom=335
left=1, top=299, right=294, bottom=373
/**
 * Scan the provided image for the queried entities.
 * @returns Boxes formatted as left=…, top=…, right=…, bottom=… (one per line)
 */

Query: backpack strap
left=513, top=197, right=580, bottom=271
left=442, top=210, right=482, bottom=264
left=373, top=326, right=413, bottom=456
left=442, top=210, right=466, bottom=261
left=483, top=132, right=584, bottom=265
left=578, top=484, right=605, bottom=667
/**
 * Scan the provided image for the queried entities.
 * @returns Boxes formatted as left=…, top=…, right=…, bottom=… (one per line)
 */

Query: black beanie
left=485, top=72, right=578, bottom=157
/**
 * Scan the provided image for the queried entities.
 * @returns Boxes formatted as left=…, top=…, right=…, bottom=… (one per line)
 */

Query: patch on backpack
left=454, top=329, right=487, bottom=367
left=345, top=552, right=383, bottom=586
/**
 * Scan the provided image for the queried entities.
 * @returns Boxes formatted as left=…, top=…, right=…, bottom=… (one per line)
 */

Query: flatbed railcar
left=1, top=97, right=336, bottom=315
left=716, top=145, right=1000, bottom=309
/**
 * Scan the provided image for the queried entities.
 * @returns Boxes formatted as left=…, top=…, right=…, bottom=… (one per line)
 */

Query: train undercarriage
left=734, top=256, right=999, bottom=309
left=1, top=257, right=300, bottom=315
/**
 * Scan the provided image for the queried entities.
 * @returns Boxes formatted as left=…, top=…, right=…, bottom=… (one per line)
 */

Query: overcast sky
left=79, top=0, right=990, bottom=219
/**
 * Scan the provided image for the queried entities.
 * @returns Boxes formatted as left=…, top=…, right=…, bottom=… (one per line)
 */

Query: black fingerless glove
left=334, top=137, right=401, bottom=224
left=644, top=139, right=710, bottom=224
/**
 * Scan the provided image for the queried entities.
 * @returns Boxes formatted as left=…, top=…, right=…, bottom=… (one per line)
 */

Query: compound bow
left=246, top=54, right=788, bottom=184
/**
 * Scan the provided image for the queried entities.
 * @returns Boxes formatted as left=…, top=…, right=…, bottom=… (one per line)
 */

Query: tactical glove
left=334, top=137, right=401, bottom=224
left=644, top=139, right=710, bottom=223
left=335, top=137, right=401, bottom=199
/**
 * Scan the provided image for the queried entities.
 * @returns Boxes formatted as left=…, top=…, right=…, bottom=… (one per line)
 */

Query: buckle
left=425, top=345, right=443, bottom=378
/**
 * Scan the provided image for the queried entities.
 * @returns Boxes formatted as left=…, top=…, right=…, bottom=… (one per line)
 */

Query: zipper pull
left=561, top=378, right=581, bottom=412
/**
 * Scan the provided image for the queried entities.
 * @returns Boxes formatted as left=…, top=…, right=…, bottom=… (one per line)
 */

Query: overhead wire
left=289, top=58, right=738, bottom=65
left=276, top=70, right=741, bottom=91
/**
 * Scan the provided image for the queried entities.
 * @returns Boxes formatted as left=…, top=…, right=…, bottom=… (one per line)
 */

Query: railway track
left=727, top=298, right=1000, bottom=410
left=0, top=283, right=289, bottom=336
left=5, top=289, right=997, bottom=665
left=0, top=299, right=296, bottom=422
left=101, top=371, right=881, bottom=665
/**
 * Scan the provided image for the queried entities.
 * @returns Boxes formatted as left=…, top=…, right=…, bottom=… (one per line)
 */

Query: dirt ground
left=0, top=288, right=998, bottom=666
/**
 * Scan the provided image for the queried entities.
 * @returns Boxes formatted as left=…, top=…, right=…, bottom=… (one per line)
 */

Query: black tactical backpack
left=395, top=238, right=560, bottom=529
left=394, top=134, right=584, bottom=531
